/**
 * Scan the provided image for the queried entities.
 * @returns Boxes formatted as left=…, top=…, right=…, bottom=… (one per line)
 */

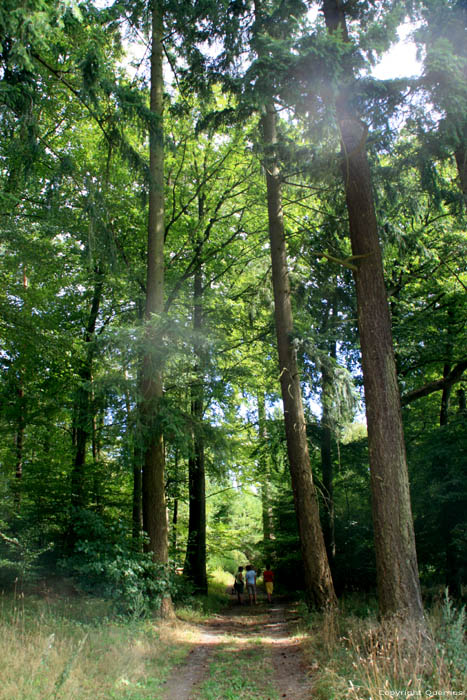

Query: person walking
left=233, top=566, right=244, bottom=605
left=245, top=564, right=257, bottom=605
left=263, top=563, right=274, bottom=603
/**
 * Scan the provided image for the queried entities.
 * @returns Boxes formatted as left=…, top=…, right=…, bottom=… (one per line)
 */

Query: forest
left=0, top=0, right=466, bottom=696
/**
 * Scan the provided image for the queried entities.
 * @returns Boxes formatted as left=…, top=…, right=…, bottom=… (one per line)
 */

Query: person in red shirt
left=263, top=564, right=274, bottom=603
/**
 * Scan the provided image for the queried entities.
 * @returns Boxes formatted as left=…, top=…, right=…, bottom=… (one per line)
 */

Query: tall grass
left=0, top=591, right=188, bottom=700
left=176, top=567, right=234, bottom=623
left=301, top=591, right=466, bottom=700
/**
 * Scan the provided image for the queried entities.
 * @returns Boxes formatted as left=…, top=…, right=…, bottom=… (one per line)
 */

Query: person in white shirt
left=245, top=564, right=257, bottom=605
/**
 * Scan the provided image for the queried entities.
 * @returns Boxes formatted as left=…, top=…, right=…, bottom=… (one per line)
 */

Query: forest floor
left=161, top=591, right=312, bottom=700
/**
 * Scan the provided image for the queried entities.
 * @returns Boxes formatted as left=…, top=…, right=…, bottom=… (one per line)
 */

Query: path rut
left=161, top=598, right=312, bottom=700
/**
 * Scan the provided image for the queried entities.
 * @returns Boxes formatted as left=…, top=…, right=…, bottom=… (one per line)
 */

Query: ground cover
left=0, top=575, right=464, bottom=700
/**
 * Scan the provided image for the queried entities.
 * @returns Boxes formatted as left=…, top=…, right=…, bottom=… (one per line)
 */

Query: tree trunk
left=320, top=352, right=336, bottom=564
left=261, top=104, right=336, bottom=609
left=13, top=269, right=28, bottom=512
left=440, top=305, right=456, bottom=426
left=323, top=0, right=424, bottom=623
left=458, top=388, right=466, bottom=414
left=454, top=122, right=467, bottom=205
left=184, top=258, right=208, bottom=594
left=139, top=0, right=171, bottom=615
left=70, top=270, right=104, bottom=512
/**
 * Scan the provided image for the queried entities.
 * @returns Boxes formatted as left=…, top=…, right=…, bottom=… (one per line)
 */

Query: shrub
left=60, top=510, right=187, bottom=616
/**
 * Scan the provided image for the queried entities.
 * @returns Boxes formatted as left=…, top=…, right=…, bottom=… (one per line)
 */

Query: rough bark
left=323, top=0, right=424, bottom=622
left=139, top=1, right=171, bottom=617
left=184, top=260, right=208, bottom=594
left=262, top=104, right=336, bottom=609
left=125, top=375, right=142, bottom=544
left=320, top=353, right=336, bottom=564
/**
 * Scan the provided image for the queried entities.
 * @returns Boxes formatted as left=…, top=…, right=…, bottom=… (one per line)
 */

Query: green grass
left=195, top=641, right=279, bottom=700
left=0, top=592, right=188, bottom=700
left=176, top=568, right=234, bottom=622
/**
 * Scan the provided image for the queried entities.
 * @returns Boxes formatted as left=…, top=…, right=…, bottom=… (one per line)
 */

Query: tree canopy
left=1, top=0, right=465, bottom=617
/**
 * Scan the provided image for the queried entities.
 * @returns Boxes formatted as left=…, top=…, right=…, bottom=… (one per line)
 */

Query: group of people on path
left=233, top=563, right=274, bottom=605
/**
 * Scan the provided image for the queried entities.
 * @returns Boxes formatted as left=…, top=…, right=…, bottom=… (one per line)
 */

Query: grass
left=0, top=590, right=188, bottom=700
left=300, top=591, right=467, bottom=700
left=176, top=567, right=233, bottom=623
left=2, top=572, right=464, bottom=700
left=195, top=638, right=279, bottom=700
left=0, top=568, right=238, bottom=700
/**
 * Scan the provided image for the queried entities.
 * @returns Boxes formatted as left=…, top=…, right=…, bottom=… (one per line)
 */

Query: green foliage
left=0, top=0, right=466, bottom=612
left=436, top=590, right=467, bottom=681
left=0, top=524, right=52, bottom=586
left=60, top=510, right=190, bottom=616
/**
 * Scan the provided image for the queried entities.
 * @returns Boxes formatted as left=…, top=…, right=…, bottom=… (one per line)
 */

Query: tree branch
left=401, top=360, right=467, bottom=406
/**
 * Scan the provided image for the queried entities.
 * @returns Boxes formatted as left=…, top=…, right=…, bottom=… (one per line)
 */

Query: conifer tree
left=321, top=0, right=424, bottom=622
left=138, top=0, right=171, bottom=613
left=253, top=0, right=336, bottom=609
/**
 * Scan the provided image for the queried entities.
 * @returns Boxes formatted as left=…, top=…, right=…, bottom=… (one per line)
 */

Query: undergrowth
left=0, top=587, right=190, bottom=699
left=301, top=590, right=466, bottom=700
left=0, top=568, right=234, bottom=699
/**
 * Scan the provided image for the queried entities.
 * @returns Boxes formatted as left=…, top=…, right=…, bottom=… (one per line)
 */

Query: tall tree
left=70, top=267, right=104, bottom=514
left=138, top=0, right=171, bottom=612
left=260, top=103, right=336, bottom=608
left=184, top=219, right=208, bottom=593
left=321, top=0, right=424, bottom=621
left=245, top=0, right=336, bottom=608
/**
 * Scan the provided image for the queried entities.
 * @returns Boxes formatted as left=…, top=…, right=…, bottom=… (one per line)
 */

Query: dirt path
left=161, top=597, right=312, bottom=700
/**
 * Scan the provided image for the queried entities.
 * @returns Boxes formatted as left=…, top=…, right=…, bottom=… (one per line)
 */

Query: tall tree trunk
left=92, top=402, right=103, bottom=513
left=171, top=450, right=179, bottom=559
left=323, top=0, right=424, bottom=623
left=261, top=103, right=336, bottom=609
left=184, top=257, right=208, bottom=594
left=70, top=269, right=104, bottom=513
left=139, top=0, right=171, bottom=615
left=13, top=268, right=28, bottom=512
left=320, top=350, right=336, bottom=564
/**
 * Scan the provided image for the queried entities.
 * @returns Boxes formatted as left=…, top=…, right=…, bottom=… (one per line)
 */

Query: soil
left=161, top=594, right=313, bottom=700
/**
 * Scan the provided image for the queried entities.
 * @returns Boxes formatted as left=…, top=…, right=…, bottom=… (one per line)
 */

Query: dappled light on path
left=161, top=599, right=312, bottom=700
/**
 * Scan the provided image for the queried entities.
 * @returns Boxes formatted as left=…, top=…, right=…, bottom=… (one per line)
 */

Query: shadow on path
left=161, top=596, right=312, bottom=700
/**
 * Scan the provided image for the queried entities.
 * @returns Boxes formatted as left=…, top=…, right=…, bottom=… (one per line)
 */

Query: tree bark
left=183, top=260, right=208, bottom=594
left=70, top=269, right=104, bottom=512
left=261, top=104, right=336, bottom=609
left=454, top=141, right=467, bottom=205
left=320, top=351, right=336, bottom=564
left=139, top=0, right=171, bottom=616
left=323, top=0, right=424, bottom=623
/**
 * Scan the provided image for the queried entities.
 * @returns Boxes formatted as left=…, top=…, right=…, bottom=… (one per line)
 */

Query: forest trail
left=161, top=595, right=312, bottom=700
